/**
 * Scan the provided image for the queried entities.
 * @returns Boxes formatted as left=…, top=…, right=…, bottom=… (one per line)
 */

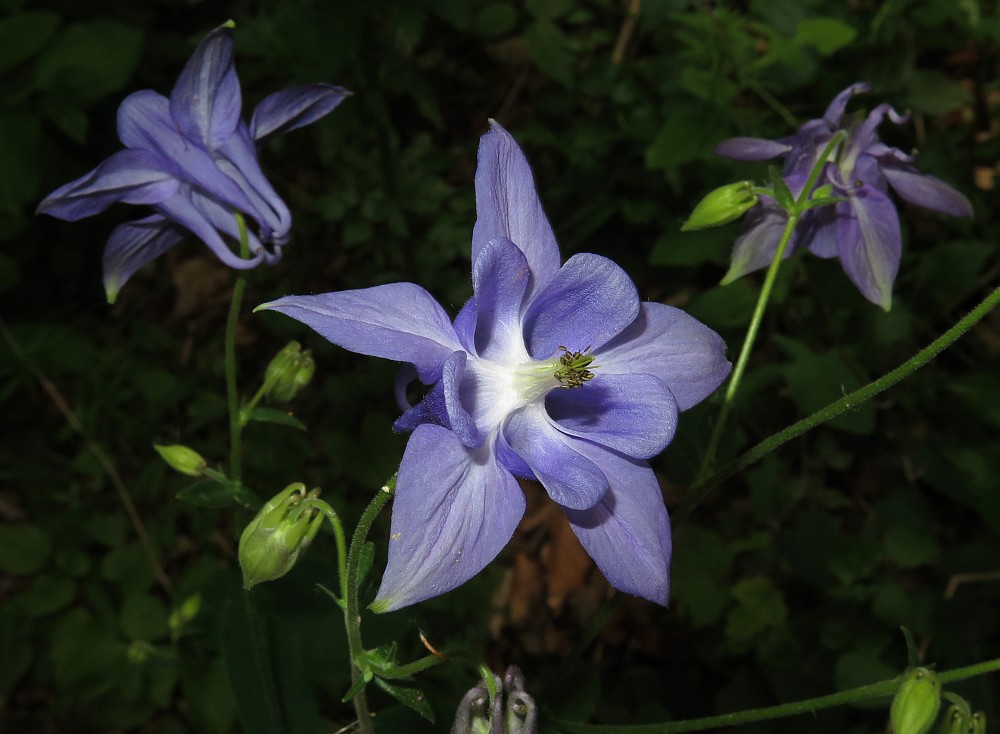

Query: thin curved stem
left=342, top=475, right=397, bottom=733
left=678, top=283, right=1000, bottom=524
left=695, top=211, right=799, bottom=485
left=549, top=655, right=1000, bottom=733
left=225, top=213, right=251, bottom=486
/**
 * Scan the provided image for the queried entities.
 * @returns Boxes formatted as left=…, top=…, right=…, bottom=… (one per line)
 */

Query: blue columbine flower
left=258, top=122, right=731, bottom=611
left=715, top=82, right=972, bottom=310
left=37, top=21, right=348, bottom=303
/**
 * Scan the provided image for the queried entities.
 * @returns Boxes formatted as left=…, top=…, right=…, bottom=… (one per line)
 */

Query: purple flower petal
left=257, top=284, right=462, bottom=383
left=714, top=137, right=791, bottom=161
left=837, top=184, right=901, bottom=310
left=37, top=149, right=178, bottom=221
left=596, top=302, right=730, bottom=411
left=502, top=404, right=609, bottom=511
left=441, top=351, right=483, bottom=448
left=214, top=123, right=292, bottom=245
left=545, top=373, right=678, bottom=459
left=187, top=188, right=269, bottom=262
left=881, top=164, right=973, bottom=218
left=472, top=121, right=561, bottom=296
left=522, top=253, right=640, bottom=360
left=117, top=90, right=256, bottom=216
left=471, top=237, right=531, bottom=361
left=562, top=442, right=671, bottom=605
left=720, top=205, right=795, bottom=284
left=154, top=190, right=265, bottom=270
left=798, top=206, right=840, bottom=259
left=371, top=424, right=525, bottom=612
left=169, top=23, right=241, bottom=151
left=822, top=82, right=871, bottom=126
left=452, top=298, right=478, bottom=355
left=251, top=84, right=350, bottom=141
left=102, top=215, right=185, bottom=304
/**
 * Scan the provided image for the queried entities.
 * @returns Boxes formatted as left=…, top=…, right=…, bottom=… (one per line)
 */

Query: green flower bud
left=239, top=483, right=325, bottom=589
left=681, top=181, right=758, bottom=231
left=154, top=444, right=207, bottom=477
left=936, top=704, right=970, bottom=734
left=264, top=341, right=315, bottom=403
left=892, top=668, right=942, bottom=734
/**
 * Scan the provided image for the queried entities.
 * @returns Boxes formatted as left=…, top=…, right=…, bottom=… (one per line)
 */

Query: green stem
left=291, top=498, right=348, bottom=596
left=379, top=654, right=446, bottom=680
left=678, top=282, right=1000, bottom=525
left=691, top=131, right=849, bottom=492
left=342, top=475, right=397, bottom=733
left=225, top=213, right=251, bottom=486
left=549, top=655, right=1000, bottom=733
left=694, top=211, right=799, bottom=486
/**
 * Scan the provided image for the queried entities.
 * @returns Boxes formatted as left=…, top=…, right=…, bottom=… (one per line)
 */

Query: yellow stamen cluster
left=554, top=346, right=596, bottom=389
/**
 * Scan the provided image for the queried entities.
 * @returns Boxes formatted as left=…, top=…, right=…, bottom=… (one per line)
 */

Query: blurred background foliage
left=1, top=0, right=999, bottom=732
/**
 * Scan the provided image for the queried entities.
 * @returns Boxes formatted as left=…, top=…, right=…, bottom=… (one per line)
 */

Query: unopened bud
left=264, top=341, right=315, bottom=403
left=239, top=483, right=325, bottom=589
left=970, top=713, right=986, bottom=734
left=681, top=181, right=758, bottom=231
left=154, top=444, right=207, bottom=477
left=892, top=668, right=941, bottom=734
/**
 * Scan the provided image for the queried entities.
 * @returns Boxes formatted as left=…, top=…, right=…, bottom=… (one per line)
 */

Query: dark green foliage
left=1, top=0, right=998, bottom=731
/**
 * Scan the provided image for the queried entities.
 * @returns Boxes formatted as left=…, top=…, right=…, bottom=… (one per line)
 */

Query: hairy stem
left=225, top=213, right=250, bottom=486
left=677, top=283, right=1000, bottom=524
left=550, top=655, right=1000, bottom=733
left=342, top=475, right=396, bottom=732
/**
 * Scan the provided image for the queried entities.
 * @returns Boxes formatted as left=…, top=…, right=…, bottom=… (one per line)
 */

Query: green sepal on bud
left=264, top=341, right=315, bottom=403
left=681, top=181, right=758, bottom=231
left=154, top=444, right=207, bottom=477
left=892, top=668, right=942, bottom=734
left=239, top=483, right=325, bottom=589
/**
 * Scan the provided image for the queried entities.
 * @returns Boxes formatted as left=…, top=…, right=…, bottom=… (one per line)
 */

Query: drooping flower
left=258, top=122, right=731, bottom=611
left=37, top=22, right=348, bottom=303
left=715, top=82, right=972, bottom=310
left=452, top=665, right=536, bottom=734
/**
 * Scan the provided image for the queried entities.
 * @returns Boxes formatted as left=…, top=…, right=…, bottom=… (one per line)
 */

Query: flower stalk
left=225, top=212, right=251, bottom=486
left=548, top=655, right=1000, bottom=733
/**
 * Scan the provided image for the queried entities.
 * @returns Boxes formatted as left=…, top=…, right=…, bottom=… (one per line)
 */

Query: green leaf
left=671, top=527, right=734, bottom=628
left=101, top=544, right=156, bottom=592
left=33, top=21, right=142, bottom=105
left=525, top=21, right=573, bottom=85
left=687, top=279, right=759, bottom=329
left=650, top=225, right=733, bottom=267
left=176, top=480, right=236, bottom=509
left=182, top=659, right=238, bottom=734
left=905, top=71, right=972, bottom=115
left=724, top=577, right=788, bottom=647
left=374, top=677, right=435, bottom=721
left=246, top=406, right=307, bottom=431
left=526, top=0, right=573, bottom=20
left=794, top=17, right=857, bottom=55
left=121, top=593, right=168, bottom=641
left=14, top=574, right=75, bottom=616
left=0, top=11, right=59, bottom=74
left=0, top=524, right=51, bottom=575
left=475, top=3, right=518, bottom=36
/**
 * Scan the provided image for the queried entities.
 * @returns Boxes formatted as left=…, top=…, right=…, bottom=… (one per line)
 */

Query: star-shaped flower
left=716, top=83, right=972, bottom=310
left=259, top=122, right=731, bottom=610
left=37, top=22, right=348, bottom=303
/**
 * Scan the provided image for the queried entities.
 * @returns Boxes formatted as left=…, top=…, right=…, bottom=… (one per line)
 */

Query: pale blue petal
left=154, top=190, right=265, bottom=270
left=169, top=23, right=241, bottom=151
left=522, top=253, right=640, bottom=359
left=102, top=215, right=185, bottom=304
left=117, top=90, right=257, bottom=216
left=502, top=404, right=608, bottom=511
left=37, top=149, right=178, bottom=221
left=251, top=84, right=350, bottom=141
left=257, top=284, right=463, bottom=383
left=214, top=123, right=291, bottom=245
left=881, top=164, right=973, bottom=218
left=545, top=373, right=678, bottom=459
left=822, top=82, right=871, bottom=126
left=714, top=137, right=791, bottom=161
left=596, top=302, right=730, bottom=411
left=837, top=184, right=901, bottom=310
left=472, top=121, right=561, bottom=296
left=371, top=425, right=525, bottom=612
left=720, top=205, right=793, bottom=284
left=562, top=442, right=671, bottom=605
left=471, top=237, right=530, bottom=360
